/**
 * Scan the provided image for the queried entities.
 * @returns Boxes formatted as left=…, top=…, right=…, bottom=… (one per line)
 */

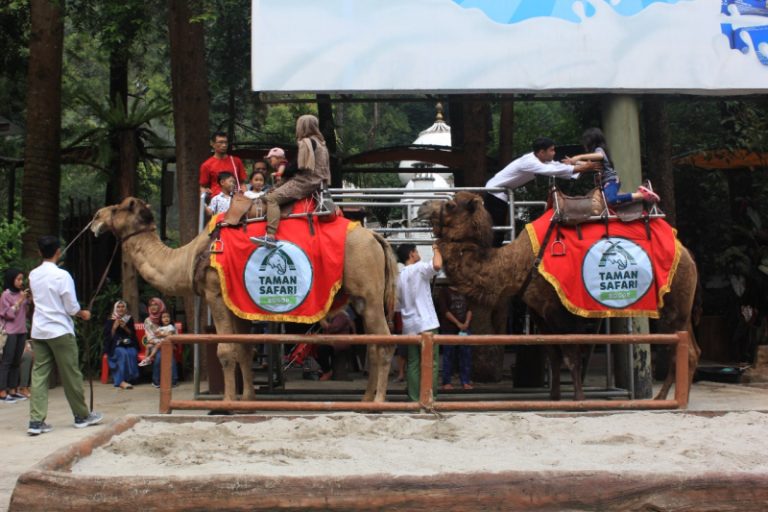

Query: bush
left=0, top=214, right=26, bottom=270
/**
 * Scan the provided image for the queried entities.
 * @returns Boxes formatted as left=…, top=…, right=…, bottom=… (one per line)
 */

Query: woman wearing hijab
left=143, top=297, right=177, bottom=388
left=0, top=268, right=32, bottom=402
left=250, top=114, right=331, bottom=246
left=103, top=300, right=139, bottom=389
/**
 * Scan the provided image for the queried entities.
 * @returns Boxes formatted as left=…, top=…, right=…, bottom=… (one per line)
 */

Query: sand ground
left=1, top=378, right=766, bottom=511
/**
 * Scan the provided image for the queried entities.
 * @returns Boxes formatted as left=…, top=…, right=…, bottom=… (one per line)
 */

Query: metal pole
left=193, top=193, right=207, bottom=398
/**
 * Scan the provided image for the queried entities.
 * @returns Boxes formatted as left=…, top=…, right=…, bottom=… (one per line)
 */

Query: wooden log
left=11, top=469, right=768, bottom=511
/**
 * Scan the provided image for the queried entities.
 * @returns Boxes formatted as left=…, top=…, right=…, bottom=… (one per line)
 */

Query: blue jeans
left=603, top=179, right=634, bottom=206
left=442, top=345, right=472, bottom=385
left=152, top=351, right=177, bottom=386
left=109, top=346, right=139, bottom=386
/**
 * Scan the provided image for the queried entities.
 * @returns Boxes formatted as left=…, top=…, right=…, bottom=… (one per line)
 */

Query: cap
left=265, top=147, right=285, bottom=159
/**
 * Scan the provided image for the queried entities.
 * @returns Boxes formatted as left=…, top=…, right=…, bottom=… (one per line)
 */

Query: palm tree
left=21, top=0, right=66, bottom=257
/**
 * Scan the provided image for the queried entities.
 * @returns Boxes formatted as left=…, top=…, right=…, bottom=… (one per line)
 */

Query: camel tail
left=371, top=231, right=398, bottom=322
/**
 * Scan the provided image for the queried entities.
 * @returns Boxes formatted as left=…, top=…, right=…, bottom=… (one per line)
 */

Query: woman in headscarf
left=143, top=297, right=177, bottom=387
left=0, top=268, right=31, bottom=402
left=250, top=114, right=330, bottom=246
left=103, top=300, right=139, bottom=389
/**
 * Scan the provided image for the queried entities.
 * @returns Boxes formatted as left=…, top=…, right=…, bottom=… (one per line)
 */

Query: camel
left=91, top=197, right=398, bottom=403
left=418, top=191, right=700, bottom=401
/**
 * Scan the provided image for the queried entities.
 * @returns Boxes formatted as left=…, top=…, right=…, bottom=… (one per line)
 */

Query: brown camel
left=418, top=191, right=700, bottom=401
left=91, top=197, right=398, bottom=402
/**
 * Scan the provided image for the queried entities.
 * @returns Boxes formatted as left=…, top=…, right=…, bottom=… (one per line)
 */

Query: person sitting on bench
left=251, top=115, right=330, bottom=247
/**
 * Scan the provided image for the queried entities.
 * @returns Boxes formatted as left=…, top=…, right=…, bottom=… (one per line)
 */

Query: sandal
left=637, top=185, right=660, bottom=203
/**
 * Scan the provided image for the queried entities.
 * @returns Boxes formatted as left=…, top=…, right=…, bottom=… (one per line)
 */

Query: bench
left=100, top=322, right=183, bottom=384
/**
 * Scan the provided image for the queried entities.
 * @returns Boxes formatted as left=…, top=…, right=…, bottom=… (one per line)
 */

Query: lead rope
left=84, top=241, right=121, bottom=411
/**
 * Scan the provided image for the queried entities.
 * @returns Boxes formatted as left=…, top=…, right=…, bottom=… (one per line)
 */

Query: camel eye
left=446, top=202, right=456, bottom=212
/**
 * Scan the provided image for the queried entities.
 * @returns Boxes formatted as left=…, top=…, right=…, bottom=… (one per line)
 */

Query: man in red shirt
left=199, top=132, right=247, bottom=197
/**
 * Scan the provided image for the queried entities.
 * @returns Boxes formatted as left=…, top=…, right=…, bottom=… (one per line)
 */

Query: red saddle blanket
left=525, top=212, right=681, bottom=318
left=209, top=203, right=352, bottom=323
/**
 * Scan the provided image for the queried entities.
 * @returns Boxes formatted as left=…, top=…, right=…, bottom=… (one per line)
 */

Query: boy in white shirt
left=395, top=243, right=442, bottom=402
left=206, top=172, right=236, bottom=217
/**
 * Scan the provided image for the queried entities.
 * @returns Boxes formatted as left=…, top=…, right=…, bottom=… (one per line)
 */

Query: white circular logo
left=244, top=241, right=313, bottom=313
left=582, top=237, right=653, bottom=308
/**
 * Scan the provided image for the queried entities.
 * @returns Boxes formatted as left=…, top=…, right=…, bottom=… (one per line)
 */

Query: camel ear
left=127, top=199, right=136, bottom=211
left=466, top=196, right=479, bottom=213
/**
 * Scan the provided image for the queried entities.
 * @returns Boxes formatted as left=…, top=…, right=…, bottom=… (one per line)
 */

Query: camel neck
left=121, top=230, right=208, bottom=296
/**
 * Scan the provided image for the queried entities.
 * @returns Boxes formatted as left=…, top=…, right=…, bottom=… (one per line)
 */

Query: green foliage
left=0, top=214, right=27, bottom=270
left=0, top=3, right=30, bottom=128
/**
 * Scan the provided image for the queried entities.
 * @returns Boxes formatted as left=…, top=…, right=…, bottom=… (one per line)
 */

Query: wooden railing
left=158, top=331, right=690, bottom=413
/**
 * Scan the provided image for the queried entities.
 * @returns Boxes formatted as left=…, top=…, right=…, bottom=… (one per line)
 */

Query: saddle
left=222, top=188, right=339, bottom=227
left=549, top=187, right=606, bottom=226
left=549, top=186, right=652, bottom=225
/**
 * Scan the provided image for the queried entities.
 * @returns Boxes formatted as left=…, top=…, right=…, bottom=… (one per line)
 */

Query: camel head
left=91, top=197, right=156, bottom=239
left=417, top=191, right=493, bottom=248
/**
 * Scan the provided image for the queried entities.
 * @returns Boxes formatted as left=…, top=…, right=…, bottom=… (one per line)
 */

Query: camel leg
left=654, top=327, right=701, bottom=400
left=546, top=346, right=562, bottom=401
left=361, top=309, right=393, bottom=403
left=562, top=346, right=585, bottom=401
left=206, top=271, right=243, bottom=403
left=235, top=342, right=255, bottom=402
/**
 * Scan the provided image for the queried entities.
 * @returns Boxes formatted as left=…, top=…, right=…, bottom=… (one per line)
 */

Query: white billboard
left=251, top=0, right=768, bottom=94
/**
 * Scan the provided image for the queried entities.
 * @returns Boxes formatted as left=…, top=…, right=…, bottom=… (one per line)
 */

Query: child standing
left=566, top=127, right=659, bottom=206
left=139, top=311, right=176, bottom=367
left=206, top=171, right=236, bottom=216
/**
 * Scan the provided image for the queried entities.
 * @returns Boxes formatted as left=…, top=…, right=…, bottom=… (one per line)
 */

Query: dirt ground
left=1, top=378, right=766, bottom=512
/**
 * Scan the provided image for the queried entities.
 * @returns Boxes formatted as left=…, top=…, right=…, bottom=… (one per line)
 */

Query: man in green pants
left=395, top=243, right=442, bottom=402
left=27, top=236, right=103, bottom=436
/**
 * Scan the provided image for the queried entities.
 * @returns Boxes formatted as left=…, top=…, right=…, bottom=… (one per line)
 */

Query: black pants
left=483, top=192, right=509, bottom=248
left=0, top=333, right=26, bottom=391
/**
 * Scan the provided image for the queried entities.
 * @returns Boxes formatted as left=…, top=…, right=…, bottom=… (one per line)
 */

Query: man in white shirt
left=484, top=137, right=601, bottom=246
left=395, top=243, right=442, bottom=402
left=27, top=236, right=103, bottom=436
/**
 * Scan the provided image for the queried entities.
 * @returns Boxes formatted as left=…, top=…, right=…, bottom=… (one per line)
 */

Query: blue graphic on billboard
left=721, top=0, right=768, bottom=66
left=451, top=0, right=680, bottom=24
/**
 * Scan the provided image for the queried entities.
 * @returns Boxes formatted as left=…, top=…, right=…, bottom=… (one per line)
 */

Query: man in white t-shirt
left=484, top=137, right=601, bottom=246
left=395, top=243, right=442, bottom=402
left=27, top=236, right=103, bottom=436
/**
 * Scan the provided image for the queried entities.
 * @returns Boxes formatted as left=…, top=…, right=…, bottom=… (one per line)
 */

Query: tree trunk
left=317, top=94, right=341, bottom=188
left=119, top=128, right=140, bottom=318
left=643, top=97, right=676, bottom=227
left=461, top=100, right=490, bottom=187
left=498, top=100, right=515, bottom=167
left=168, top=0, right=211, bottom=332
left=22, top=0, right=65, bottom=257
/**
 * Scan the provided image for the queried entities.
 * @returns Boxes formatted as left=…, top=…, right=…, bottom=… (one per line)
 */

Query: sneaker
left=138, top=358, right=152, bottom=367
left=11, top=393, right=28, bottom=401
left=2, top=395, right=17, bottom=404
left=27, top=421, right=53, bottom=436
left=73, top=411, right=104, bottom=429
left=249, top=234, right=277, bottom=247
left=637, top=185, right=660, bottom=203
left=152, top=382, right=160, bottom=388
